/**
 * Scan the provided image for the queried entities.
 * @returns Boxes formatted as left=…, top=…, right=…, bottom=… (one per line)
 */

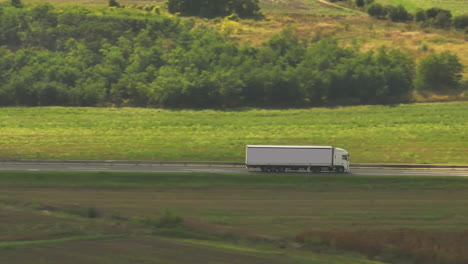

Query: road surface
left=1, top=161, right=467, bottom=177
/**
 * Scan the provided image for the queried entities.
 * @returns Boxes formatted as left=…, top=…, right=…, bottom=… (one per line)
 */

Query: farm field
left=1, top=171, right=468, bottom=264
left=0, top=102, right=467, bottom=164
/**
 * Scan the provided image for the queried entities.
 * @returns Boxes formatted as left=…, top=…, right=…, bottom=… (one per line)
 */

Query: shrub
left=167, top=0, right=263, bottom=19
left=108, top=0, right=120, bottom=8
left=355, top=0, right=365, bottom=8
left=387, top=5, right=412, bottom=22
left=425, top=7, right=449, bottom=19
left=426, top=8, right=452, bottom=28
left=433, top=12, right=452, bottom=28
left=415, top=52, right=464, bottom=92
left=414, top=8, right=427, bottom=22
left=11, top=0, right=23, bottom=8
left=452, top=14, right=468, bottom=29
left=367, top=3, right=386, bottom=19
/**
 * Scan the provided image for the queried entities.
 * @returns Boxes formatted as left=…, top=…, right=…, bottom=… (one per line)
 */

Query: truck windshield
left=342, top=155, right=348, bottom=161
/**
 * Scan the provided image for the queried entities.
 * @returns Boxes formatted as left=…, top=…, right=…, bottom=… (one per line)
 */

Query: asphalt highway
left=1, top=161, right=467, bottom=177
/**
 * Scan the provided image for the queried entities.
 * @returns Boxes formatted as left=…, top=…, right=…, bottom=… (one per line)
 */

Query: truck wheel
left=336, top=167, right=344, bottom=173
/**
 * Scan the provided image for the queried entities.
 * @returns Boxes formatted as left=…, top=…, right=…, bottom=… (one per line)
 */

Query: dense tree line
left=167, top=0, right=262, bottom=18
left=363, top=1, right=467, bottom=29
left=0, top=3, right=464, bottom=108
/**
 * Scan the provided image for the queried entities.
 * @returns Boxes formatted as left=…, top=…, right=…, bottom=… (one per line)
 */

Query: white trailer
left=245, top=145, right=350, bottom=173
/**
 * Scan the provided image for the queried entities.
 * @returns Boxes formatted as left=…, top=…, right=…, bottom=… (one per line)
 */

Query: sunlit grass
left=0, top=102, right=467, bottom=164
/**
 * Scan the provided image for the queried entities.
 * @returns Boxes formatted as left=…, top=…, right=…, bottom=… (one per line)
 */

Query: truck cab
left=333, top=148, right=350, bottom=172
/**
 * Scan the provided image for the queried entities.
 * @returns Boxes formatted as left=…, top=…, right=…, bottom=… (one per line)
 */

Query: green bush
left=387, top=5, right=412, bottom=22
left=426, top=8, right=452, bottom=28
left=366, top=3, right=387, bottom=19
left=11, top=0, right=22, bottom=8
left=355, top=0, right=364, bottom=8
left=414, top=8, right=427, bottom=22
left=415, top=52, right=464, bottom=92
left=167, top=0, right=263, bottom=18
left=452, top=14, right=468, bottom=29
left=108, top=0, right=120, bottom=8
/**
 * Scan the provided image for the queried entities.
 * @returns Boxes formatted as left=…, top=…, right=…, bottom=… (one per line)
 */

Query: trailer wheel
left=260, top=166, right=268, bottom=172
left=270, top=167, right=279, bottom=173
left=278, top=167, right=286, bottom=173
left=312, top=167, right=321, bottom=173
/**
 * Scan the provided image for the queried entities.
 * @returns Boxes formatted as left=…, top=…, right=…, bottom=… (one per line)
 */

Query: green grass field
left=1, top=171, right=468, bottom=264
left=0, top=102, right=467, bottom=164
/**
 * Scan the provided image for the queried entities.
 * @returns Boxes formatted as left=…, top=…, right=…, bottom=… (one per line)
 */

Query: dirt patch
left=388, top=31, right=439, bottom=39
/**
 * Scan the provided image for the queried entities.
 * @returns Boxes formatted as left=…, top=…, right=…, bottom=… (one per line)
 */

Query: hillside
left=222, top=0, right=467, bottom=78
left=0, top=0, right=466, bottom=108
left=4, top=0, right=467, bottom=63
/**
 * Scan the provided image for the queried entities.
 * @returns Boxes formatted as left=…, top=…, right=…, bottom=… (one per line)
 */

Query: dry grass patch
left=297, top=229, right=468, bottom=264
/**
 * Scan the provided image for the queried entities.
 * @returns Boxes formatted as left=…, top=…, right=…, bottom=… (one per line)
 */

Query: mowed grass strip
left=1, top=171, right=468, bottom=190
left=0, top=102, right=467, bottom=164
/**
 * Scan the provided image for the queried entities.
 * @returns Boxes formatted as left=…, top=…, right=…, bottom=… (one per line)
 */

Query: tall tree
left=11, top=0, right=23, bottom=8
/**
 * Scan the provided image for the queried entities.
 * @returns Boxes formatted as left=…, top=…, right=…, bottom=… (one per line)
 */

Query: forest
left=0, top=2, right=464, bottom=108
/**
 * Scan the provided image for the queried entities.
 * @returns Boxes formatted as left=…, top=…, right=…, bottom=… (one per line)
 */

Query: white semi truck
left=245, top=145, right=350, bottom=173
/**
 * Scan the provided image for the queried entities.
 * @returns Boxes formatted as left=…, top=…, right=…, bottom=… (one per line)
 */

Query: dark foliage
left=108, top=0, right=120, bottom=8
left=355, top=0, right=364, bottom=7
left=452, top=14, right=468, bottom=29
left=414, top=8, right=427, bottom=22
left=167, top=0, right=263, bottom=19
left=11, top=0, right=22, bottom=8
left=387, top=5, right=412, bottom=22
left=366, top=3, right=387, bottom=19
left=415, top=52, right=464, bottom=92
left=363, top=2, right=459, bottom=30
